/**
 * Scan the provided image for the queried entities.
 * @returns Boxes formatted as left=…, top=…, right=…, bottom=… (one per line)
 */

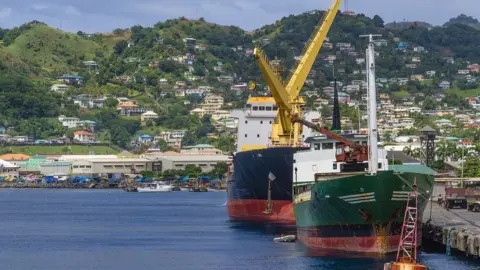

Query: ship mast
left=360, top=34, right=381, bottom=175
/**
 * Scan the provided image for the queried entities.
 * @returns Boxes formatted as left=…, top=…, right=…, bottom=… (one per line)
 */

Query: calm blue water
left=0, top=189, right=477, bottom=270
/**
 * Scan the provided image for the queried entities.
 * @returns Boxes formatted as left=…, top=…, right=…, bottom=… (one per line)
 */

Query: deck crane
left=290, top=114, right=368, bottom=163
left=252, top=0, right=343, bottom=147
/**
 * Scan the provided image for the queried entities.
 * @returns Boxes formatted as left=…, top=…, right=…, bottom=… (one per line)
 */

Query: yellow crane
left=251, top=0, right=343, bottom=148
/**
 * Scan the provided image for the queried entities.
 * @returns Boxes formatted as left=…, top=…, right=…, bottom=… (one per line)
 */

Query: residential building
left=425, top=70, right=436, bottom=77
left=410, top=74, right=425, bottom=81
left=438, top=81, right=451, bottom=89
left=141, top=111, right=159, bottom=122
left=201, top=94, right=224, bottom=114
left=0, top=159, right=19, bottom=178
left=458, top=69, right=470, bottom=75
left=56, top=74, right=83, bottom=84
left=185, top=88, right=205, bottom=96
left=138, top=134, right=154, bottom=144
left=73, top=131, right=95, bottom=143
left=83, top=61, right=99, bottom=69
left=58, top=115, right=80, bottom=128
left=467, top=64, right=480, bottom=73
left=413, top=46, right=425, bottom=53
left=181, top=144, right=223, bottom=155
left=218, top=75, right=234, bottom=83
left=117, top=103, right=147, bottom=116
left=145, top=155, right=232, bottom=173
left=51, top=84, right=68, bottom=94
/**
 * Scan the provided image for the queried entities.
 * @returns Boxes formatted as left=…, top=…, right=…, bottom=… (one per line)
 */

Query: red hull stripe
left=227, top=199, right=295, bottom=226
left=298, top=235, right=404, bottom=256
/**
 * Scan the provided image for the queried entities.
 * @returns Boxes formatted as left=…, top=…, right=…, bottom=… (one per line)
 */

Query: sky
left=0, top=0, right=478, bottom=33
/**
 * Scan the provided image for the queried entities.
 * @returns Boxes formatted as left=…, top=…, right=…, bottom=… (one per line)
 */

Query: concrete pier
left=422, top=201, right=480, bottom=257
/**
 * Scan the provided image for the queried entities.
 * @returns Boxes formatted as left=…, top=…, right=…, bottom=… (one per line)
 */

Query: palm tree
left=403, top=146, right=413, bottom=156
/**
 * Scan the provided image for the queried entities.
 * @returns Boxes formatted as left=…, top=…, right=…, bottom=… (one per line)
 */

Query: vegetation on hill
left=444, top=14, right=480, bottom=30
left=1, top=12, right=480, bottom=150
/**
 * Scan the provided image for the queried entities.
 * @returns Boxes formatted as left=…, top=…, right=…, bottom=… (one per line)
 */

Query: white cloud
left=65, top=5, right=81, bottom=16
left=32, top=4, right=48, bottom=11
left=0, top=7, right=12, bottom=19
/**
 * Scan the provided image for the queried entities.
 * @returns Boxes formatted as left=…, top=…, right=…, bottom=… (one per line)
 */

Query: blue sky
left=0, top=0, right=478, bottom=33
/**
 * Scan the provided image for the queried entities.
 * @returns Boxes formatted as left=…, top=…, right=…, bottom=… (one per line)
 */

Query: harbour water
left=0, top=189, right=477, bottom=270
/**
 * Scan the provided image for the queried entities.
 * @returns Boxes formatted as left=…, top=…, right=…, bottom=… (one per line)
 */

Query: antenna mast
left=360, top=34, right=381, bottom=175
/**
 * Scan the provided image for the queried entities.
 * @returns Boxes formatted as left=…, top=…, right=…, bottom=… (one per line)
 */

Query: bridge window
left=269, top=121, right=272, bottom=124
left=260, top=121, right=263, bottom=124
left=257, top=134, right=260, bottom=138
left=322, top=143, right=334, bottom=149
left=273, top=106, right=278, bottom=110
left=314, top=143, right=320, bottom=150
left=266, top=106, right=272, bottom=111
left=253, top=106, right=258, bottom=111
left=245, top=134, right=248, bottom=137
left=245, top=120, right=248, bottom=124
left=259, top=106, right=265, bottom=111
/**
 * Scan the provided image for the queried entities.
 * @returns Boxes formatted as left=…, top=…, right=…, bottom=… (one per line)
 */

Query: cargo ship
left=291, top=34, right=435, bottom=256
left=227, top=97, right=313, bottom=227
left=227, top=0, right=343, bottom=226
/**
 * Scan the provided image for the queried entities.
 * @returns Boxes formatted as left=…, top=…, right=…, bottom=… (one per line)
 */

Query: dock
left=422, top=200, right=480, bottom=257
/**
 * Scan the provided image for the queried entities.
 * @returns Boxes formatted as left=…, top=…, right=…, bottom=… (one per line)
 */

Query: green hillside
left=4, top=23, right=102, bottom=71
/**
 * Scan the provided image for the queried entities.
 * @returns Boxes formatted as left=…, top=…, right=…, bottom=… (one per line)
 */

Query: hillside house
left=175, top=89, right=185, bottom=97
left=458, top=69, right=470, bottom=75
left=323, top=42, right=333, bottom=49
left=406, top=63, right=417, bottom=69
left=185, top=88, right=205, bottom=96
left=425, top=70, right=436, bottom=77
left=438, top=81, right=451, bottom=89
left=343, top=85, right=360, bottom=93
left=231, top=83, right=248, bottom=92
left=467, top=64, right=480, bottom=73
left=314, top=98, right=329, bottom=107
left=141, top=111, right=159, bottom=122
left=190, top=108, right=206, bottom=118
left=159, top=78, right=168, bottom=85
left=117, top=97, right=131, bottom=105
left=83, top=61, right=99, bottom=69
left=73, top=131, right=95, bottom=143
left=138, top=134, right=154, bottom=144
left=355, top=58, right=365, bottom=65
left=410, top=74, right=425, bottom=81
left=413, top=46, right=425, bottom=53
left=218, top=75, right=234, bottom=83
left=201, top=94, right=224, bottom=114
left=444, top=57, right=455, bottom=64
left=56, top=74, right=83, bottom=85
left=117, top=103, right=147, bottom=116
left=183, top=38, right=196, bottom=47
left=51, top=84, right=68, bottom=94
left=58, top=116, right=80, bottom=128
left=374, top=39, right=388, bottom=47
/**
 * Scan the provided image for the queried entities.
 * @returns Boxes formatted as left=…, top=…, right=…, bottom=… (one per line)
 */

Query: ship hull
left=293, top=166, right=435, bottom=256
left=227, top=147, right=306, bottom=226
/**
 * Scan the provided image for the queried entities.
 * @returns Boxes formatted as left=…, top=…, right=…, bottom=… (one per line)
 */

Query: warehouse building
left=144, top=154, right=232, bottom=172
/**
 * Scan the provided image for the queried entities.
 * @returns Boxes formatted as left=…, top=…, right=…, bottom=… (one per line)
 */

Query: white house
left=51, top=84, right=69, bottom=94
left=58, top=115, right=80, bottom=129
left=0, top=159, right=19, bottom=178
left=73, top=131, right=95, bottom=143
left=141, top=111, right=159, bottom=122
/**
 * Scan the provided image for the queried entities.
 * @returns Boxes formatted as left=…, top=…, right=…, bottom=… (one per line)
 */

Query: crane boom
left=250, top=0, right=342, bottom=147
left=285, top=0, right=343, bottom=97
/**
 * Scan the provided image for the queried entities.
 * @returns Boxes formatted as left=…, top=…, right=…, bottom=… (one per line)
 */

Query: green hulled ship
left=293, top=165, right=435, bottom=256
left=291, top=35, right=435, bottom=257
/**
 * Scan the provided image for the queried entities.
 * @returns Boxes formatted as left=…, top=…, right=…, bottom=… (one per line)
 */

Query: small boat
left=207, top=188, right=222, bottom=192
left=180, top=187, right=189, bottom=192
left=137, top=183, right=174, bottom=192
left=273, top=235, right=296, bottom=243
